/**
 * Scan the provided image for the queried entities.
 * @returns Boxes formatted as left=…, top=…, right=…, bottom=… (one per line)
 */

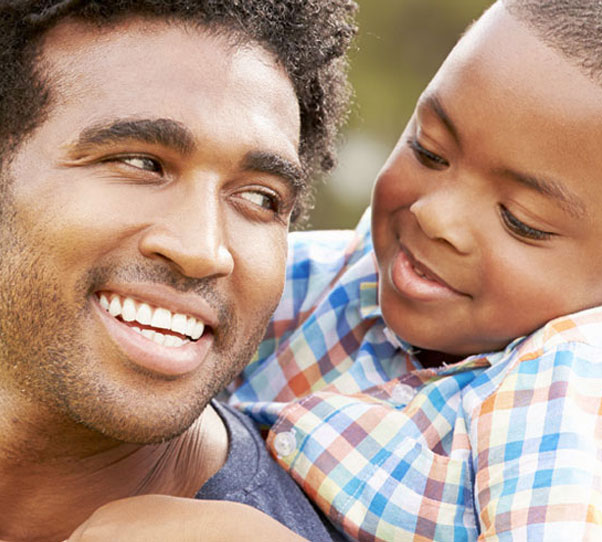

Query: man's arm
left=66, top=495, right=308, bottom=542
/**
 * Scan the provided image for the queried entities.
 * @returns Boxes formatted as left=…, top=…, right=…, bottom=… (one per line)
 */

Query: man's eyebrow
left=70, top=119, right=305, bottom=192
left=241, top=151, right=306, bottom=193
left=497, top=167, right=587, bottom=218
left=421, top=93, right=461, bottom=146
left=72, top=118, right=195, bottom=155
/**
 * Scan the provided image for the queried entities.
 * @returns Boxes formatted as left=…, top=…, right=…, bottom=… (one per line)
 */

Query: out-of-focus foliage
left=307, top=0, right=491, bottom=230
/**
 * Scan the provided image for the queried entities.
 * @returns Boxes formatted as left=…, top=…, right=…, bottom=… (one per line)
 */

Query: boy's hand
left=66, top=495, right=307, bottom=542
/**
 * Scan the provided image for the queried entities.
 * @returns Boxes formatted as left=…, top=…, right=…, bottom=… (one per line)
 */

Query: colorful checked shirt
left=229, top=210, right=602, bottom=541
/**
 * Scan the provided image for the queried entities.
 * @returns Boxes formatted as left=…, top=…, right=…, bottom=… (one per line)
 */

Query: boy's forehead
left=418, top=1, right=602, bottom=210
left=436, top=1, right=602, bottom=106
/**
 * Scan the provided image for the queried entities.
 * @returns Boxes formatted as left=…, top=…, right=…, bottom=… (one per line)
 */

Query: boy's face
left=372, top=2, right=602, bottom=356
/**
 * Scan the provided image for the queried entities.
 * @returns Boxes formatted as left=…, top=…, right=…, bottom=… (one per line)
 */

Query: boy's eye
left=408, top=137, right=449, bottom=169
left=500, top=205, right=554, bottom=241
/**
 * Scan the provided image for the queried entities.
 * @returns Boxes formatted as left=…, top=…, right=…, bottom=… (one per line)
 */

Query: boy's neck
left=415, top=349, right=465, bottom=369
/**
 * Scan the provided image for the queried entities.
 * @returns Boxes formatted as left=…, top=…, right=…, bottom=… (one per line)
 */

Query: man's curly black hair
left=0, top=0, right=358, bottom=221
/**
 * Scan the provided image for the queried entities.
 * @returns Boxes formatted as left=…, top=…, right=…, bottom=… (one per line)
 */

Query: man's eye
left=240, top=190, right=280, bottom=211
left=500, top=205, right=553, bottom=241
left=408, top=137, right=449, bottom=169
left=119, top=156, right=163, bottom=174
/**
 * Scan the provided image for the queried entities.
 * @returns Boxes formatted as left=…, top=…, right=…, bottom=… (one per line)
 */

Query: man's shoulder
left=196, top=402, right=343, bottom=542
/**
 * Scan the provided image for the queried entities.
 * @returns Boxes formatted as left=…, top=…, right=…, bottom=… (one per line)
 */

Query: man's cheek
left=236, top=234, right=287, bottom=293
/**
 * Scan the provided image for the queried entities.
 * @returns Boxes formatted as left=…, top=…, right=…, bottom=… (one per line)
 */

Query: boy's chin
left=382, top=311, right=505, bottom=361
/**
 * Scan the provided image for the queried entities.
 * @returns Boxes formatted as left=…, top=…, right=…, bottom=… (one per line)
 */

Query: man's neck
left=0, top=400, right=228, bottom=542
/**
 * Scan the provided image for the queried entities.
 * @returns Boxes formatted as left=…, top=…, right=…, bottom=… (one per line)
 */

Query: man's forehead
left=27, top=14, right=302, bottom=187
left=40, top=16, right=230, bottom=63
left=38, top=15, right=298, bottom=122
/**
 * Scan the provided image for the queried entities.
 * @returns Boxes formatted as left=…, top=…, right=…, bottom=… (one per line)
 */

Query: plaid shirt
left=230, top=210, right=602, bottom=541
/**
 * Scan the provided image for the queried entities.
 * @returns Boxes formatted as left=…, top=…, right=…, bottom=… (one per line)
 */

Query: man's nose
left=138, top=189, right=234, bottom=279
left=409, top=188, right=474, bottom=255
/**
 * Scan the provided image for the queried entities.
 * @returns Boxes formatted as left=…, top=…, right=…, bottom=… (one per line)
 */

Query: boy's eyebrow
left=69, top=118, right=305, bottom=192
left=421, top=94, right=586, bottom=218
left=495, top=168, right=586, bottom=218
left=422, top=94, right=461, bottom=146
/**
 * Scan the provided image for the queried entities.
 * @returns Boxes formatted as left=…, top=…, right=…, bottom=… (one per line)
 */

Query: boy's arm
left=66, top=495, right=308, bottom=542
left=260, top=333, right=602, bottom=541
left=229, top=209, right=376, bottom=413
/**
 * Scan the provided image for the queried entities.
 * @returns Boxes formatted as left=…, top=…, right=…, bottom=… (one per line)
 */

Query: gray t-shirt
left=196, top=401, right=344, bottom=541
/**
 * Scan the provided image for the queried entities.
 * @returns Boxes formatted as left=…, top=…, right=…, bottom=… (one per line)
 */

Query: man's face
left=0, top=19, right=301, bottom=443
left=372, top=3, right=602, bottom=356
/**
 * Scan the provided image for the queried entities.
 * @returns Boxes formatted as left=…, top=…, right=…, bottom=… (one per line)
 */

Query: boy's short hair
left=0, top=0, right=358, bottom=222
left=504, top=0, right=602, bottom=84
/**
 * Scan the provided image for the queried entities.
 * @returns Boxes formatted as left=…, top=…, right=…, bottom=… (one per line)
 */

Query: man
left=0, top=1, right=356, bottom=540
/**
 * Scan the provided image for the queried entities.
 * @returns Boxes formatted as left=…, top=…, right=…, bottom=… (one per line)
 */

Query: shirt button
left=273, top=431, right=297, bottom=458
left=391, top=383, right=416, bottom=405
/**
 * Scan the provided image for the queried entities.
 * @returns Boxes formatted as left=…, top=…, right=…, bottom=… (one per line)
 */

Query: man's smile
left=92, top=285, right=220, bottom=377
left=98, top=292, right=207, bottom=347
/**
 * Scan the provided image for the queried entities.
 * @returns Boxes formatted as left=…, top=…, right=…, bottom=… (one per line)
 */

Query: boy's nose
left=409, top=190, right=474, bottom=255
left=138, top=190, right=234, bottom=279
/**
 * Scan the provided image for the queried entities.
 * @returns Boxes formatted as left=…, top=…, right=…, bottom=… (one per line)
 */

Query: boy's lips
left=390, top=244, right=466, bottom=301
left=93, top=285, right=218, bottom=377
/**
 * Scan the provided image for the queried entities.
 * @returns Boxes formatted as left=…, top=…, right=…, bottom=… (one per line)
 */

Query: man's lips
left=93, top=286, right=217, bottom=377
left=98, top=291, right=207, bottom=346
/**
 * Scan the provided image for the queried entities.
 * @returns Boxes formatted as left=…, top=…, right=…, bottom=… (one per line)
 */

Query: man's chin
left=80, top=408, right=205, bottom=446
left=67, top=391, right=213, bottom=446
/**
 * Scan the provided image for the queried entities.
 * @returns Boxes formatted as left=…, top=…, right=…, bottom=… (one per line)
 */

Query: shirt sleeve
left=229, top=209, right=374, bottom=408
left=473, top=341, right=602, bottom=541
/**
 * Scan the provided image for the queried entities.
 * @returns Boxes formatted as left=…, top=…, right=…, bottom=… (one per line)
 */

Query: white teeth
left=191, top=322, right=204, bottom=341
left=151, top=308, right=172, bottom=331
left=171, top=313, right=188, bottom=335
left=164, top=335, right=178, bottom=347
left=122, top=297, right=137, bottom=322
left=109, top=296, right=122, bottom=317
left=186, top=317, right=196, bottom=337
left=136, top=303, right=152, bottom=326
left=152, top=331, right=166, bottom=346
left=99, top=293, right=206, bottom=342
left=99, top=293, right=110, bottom=311
left=132, top=326, right=189, bottom=348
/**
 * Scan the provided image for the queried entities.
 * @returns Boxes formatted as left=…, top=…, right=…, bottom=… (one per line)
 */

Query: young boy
left=230, top=0, right=602, bottom=540
left=70, top=0, right=602, bottom=540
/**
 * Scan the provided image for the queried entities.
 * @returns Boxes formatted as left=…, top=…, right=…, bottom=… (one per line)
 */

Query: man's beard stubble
left=0, top=213, right=276, bottom=447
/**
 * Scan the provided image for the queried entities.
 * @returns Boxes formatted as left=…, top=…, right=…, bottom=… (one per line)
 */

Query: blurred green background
left=307, top=0, right=491, bottom=230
